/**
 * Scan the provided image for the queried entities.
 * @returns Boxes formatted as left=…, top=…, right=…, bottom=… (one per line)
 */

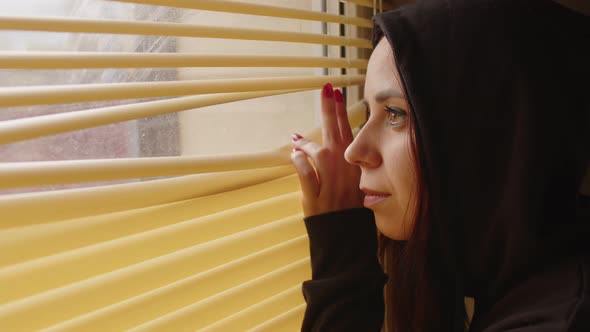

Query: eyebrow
left=362, top=88, right=404, bottom=107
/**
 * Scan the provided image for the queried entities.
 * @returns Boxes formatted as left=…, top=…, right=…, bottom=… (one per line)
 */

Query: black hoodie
left=301, top=0, right=589, bottom=331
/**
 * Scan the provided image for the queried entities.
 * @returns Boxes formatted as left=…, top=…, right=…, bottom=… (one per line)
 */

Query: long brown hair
left=378, top=113, right=460, bottom=331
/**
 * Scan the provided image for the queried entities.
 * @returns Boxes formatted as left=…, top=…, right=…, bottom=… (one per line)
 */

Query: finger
left=292, top=136, right=323, bottom=160
left=292, top=136, right=332, bottom=189
left=320, top=83, right=340, bottom=145
left=334, top=89, right=353, bottom=144
left=290, top=150, right=320, bottom=198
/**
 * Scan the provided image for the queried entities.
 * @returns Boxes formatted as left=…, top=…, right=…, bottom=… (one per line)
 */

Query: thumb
left=290, top=149, right=320, bottom=198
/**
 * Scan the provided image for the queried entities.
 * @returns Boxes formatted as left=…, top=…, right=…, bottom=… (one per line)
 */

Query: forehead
left=365, top=38, right=403, bottom=99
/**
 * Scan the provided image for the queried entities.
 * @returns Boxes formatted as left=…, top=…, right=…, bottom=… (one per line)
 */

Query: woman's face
left=344, top=38, right=417, bottom=240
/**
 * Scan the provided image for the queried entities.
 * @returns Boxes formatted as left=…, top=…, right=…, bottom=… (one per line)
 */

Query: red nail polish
left=291, top=133, right=303, bottom=141
left=334, top=89, right=343, bottom=103
left=322, top=83, right=333, bottom=98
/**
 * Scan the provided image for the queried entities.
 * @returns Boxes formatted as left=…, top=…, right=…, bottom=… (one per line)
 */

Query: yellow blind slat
left=0, top=53, right=368, bottom=70
left=0, top=89, right=305, bottom=145
left=7, top=197, right=301, bottom=295
left=129, top=259, right=310, bottom=332
left=0, top=16, right=372, bottom=48
left=346, top=0, right=394, bottom=10
left=198, top=284, right=303, bottom=332
left=0, top=167, right=295, bottom=229
left=0, top=151, right=290, bottom=189
left=0, top=1, right=374, bottom=329
left=38, top=236, right=309, bottom=332
left=0, top=194, right=301, bottom=304
left=113, top=0, right=373, bottom=28
left=0, top=214, right=306, bottom=330
left=0, top=90, right=364, bottom=147
left=0, top=102, right=366, bottom=190
left=248, top=303, right=307, bottom=332
left=0, top=74, right=365, bottom=108
left=0, top=175, right=300, bottom=268
left=347, top=0, right=378, bottom=8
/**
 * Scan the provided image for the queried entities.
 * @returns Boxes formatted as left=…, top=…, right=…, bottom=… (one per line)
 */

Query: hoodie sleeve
left=300, top=208, right=387, bottom=332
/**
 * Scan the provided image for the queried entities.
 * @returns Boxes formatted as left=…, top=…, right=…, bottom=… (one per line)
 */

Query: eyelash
left=384, top=106, right=408, bottom=127
left=362, top=105, right=408, bottom=129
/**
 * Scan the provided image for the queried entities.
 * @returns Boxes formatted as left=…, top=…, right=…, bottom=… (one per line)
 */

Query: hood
left=373, top=0, right=589, bottom=319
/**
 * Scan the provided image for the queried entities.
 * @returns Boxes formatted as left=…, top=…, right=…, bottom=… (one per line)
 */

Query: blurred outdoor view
left=0, top=0, right=350, bottom=193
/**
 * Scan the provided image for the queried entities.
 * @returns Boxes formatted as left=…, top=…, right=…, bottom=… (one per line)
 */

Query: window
left=0, top=0, right=375, bottom=330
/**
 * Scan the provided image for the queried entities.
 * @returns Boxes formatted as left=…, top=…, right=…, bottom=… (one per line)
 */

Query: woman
left=290, top=0, right=589, bottom=331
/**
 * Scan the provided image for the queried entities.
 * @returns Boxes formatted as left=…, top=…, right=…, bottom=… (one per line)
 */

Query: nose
left=344, top=124, right=382, bottom=168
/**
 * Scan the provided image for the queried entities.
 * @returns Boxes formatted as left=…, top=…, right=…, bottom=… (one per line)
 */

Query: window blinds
left=0, top=0, right=374, bottom=330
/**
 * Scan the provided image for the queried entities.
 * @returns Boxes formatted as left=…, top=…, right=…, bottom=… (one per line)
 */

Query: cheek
left=379, top=132, right=417, bottom=239
left=384, top=133, right=415, bottom=198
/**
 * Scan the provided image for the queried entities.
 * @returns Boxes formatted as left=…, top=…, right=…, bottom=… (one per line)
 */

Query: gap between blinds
left=0, top=0, right=380, bottom=330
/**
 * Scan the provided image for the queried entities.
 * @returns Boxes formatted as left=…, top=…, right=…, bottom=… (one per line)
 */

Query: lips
left=360, top=188, right=391, bottom=207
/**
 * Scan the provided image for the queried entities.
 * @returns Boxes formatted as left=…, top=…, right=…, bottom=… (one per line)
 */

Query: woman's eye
left=384, top=106, right=407, bottom=127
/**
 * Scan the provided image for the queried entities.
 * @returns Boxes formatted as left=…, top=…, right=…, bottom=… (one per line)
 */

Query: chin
left=373, top=213, right=409, bottom=240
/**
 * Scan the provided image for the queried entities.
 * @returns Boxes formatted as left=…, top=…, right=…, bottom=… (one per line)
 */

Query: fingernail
left=291, top=133, right=303, bottom=141
left=334, top=89, right=343, bottom=103
left=322, top=83, right=333, bottom=98
left=292, top=148, right=301, bottom=152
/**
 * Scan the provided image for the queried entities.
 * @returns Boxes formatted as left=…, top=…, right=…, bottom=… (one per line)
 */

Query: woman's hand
left=290, top=83, right=364, bottom=217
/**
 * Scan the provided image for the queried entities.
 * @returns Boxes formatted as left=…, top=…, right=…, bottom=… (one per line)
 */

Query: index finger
left=320, top=83, right=341, bottom=145
left=334, top=89, right=353, bottom=144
